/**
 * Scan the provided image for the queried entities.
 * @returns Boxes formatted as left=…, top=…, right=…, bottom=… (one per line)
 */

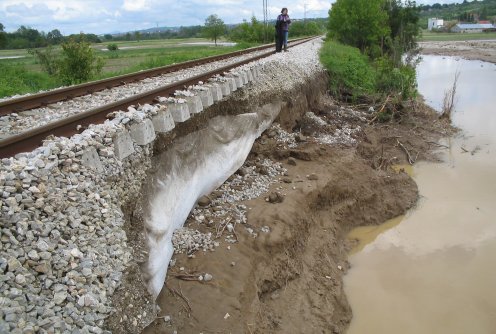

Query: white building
left=452, top=23, right=495, bottom=33
left=428, top=18, right=444, bottom=30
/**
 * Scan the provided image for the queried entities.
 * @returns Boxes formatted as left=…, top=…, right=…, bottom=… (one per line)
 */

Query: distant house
left=452, top=23, right=495, bottom=33
left=428, top=18, right=444, bottom=30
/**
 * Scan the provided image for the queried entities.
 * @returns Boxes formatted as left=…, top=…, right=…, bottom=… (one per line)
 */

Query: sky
left=0, top=0, right=461, bottom=35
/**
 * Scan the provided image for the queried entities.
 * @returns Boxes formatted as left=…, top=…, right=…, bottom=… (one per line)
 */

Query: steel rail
left=0, top=37, right=318, bottom=158
left=0, top=37, right=312, bottom=116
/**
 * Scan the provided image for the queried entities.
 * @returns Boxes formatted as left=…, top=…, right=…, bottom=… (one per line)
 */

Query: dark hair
left=281, top=7, right=288, bottom=13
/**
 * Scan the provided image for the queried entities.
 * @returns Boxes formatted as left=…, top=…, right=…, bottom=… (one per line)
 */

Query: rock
left=15, top=274, right=26, bottom=285
left=307, top=173, right=319, bottom=180
left=34, top=264, right=50, bottom=274
left=53, top=291, right=67, bottom=305
left=163, top=315, right=171, bottom=322
left=78, top=294, right=98, bottom=307
left=282, top=177, right=292, bottom=183
left=7, top=257, right=21, bottom=272
left=27, top=250, right=40, bottom=261
left=268, top=192, right=284, bottom=204
left=295, top=134, right=307, bottom=142
left=287, top=157, right=297, bottom=166
left=203, top=273, right=213, bottom=282
left=197, top=196, right=211, bottom=207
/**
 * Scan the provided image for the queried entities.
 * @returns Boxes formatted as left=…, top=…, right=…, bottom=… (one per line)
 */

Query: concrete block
left=241, top=71, right=249, bottom=84
left=113, top=130, right=135, bottom=160
left=168, top=103, right=190, bottom=122
left=130, top=118, right=156, bottom=145
left=228, top=77, right=237, bottom=92
left=152, top=109, right=175, bottom=133
left=220, top=81, right=231, bottom=96
left=232, top=75, right=243, bottom=88
left=246, top=69, right=254, bottom=82
left=185, top=96, right=203, bottom=114
left=208, top=84, right=223, bottom=102
left=81, top=147, right=104, bottom=172
left=197, top=89, right=213, bottom=108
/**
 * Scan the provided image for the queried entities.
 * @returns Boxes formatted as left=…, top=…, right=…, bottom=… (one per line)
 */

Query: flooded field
left=344, top=56, right=496, bottom=334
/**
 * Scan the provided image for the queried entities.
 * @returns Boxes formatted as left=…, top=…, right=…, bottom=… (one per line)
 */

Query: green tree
left=328, top=0, right=390, bottom=56
left=134, top=31, right=141, bottom=42
left=57, top=35, right=103, bottom=84
left=204, top=14, right=226, bottom=46
left=0, top=23, right=6, bottom=49
left=47, top=29, right=63, bottom=45
left=104, top=34, right=113, bottom=40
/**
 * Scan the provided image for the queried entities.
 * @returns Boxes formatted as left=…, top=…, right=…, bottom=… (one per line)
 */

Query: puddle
left=344, top=56, right=496, bottom=333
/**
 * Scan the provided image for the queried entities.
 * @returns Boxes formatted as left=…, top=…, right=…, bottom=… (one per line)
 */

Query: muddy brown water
left=345, top=55, right=496, bottom=334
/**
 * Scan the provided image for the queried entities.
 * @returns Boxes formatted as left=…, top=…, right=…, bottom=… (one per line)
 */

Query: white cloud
left=122, top=0, right=150, bottom=12
left=0, top=0, right=461, bottom=35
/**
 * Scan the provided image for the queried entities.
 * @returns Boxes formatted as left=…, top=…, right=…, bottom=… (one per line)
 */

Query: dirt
left=419, top=39, right=496, bottom=63
left=141, top=94, right=454, bottom=334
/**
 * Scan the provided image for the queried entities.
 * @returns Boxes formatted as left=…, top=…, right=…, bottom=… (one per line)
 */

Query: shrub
left=57, top=36, right=103, bottom=84
left=374, top=57, right=417, bottom=99
left=319, top=40, right=375, bottom=99
left=107, top=43, right=118, bottom=51
left=28, top=45, right=60, bottom=75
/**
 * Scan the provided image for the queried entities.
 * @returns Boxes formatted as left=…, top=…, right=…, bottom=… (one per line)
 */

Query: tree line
left=0, top=16, right=326, bottom=50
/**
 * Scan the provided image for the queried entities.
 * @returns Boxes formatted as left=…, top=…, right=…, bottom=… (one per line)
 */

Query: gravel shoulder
left=419, top=39, right=496, bottom=63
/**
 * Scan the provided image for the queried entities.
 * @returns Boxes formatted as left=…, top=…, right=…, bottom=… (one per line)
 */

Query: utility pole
left=263, top=0, right=269, bottom=42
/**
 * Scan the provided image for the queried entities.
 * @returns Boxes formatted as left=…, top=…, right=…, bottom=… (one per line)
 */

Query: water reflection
left=344, top=55, right=496, bottom=334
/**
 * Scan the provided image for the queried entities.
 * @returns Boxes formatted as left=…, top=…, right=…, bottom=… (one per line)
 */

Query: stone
left=287, top=157, right=297, bottom=166
left=53, top=291, right=67, bottom=305
left=197, top=196, right=211, bottom=207
left=130, top=119, right=156, bottom=146
left=268, top=192, right=284, bottom=204
left=15, top=274, right=26, bottom=285
left=307, top=173, right=319, bottom=180
left=7, top=257, right=21, bottom=272
left=203, top=273, right=213, bottom=282
left=295, top=134, right=307, bottom=142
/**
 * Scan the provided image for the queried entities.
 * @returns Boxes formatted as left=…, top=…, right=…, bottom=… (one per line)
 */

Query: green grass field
left=0, top=38, right=257, bottom=98
left=420, top=30, right=496, bottom=41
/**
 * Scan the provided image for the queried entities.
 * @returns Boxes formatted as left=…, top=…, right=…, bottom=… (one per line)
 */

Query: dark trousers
left=275, top=29, right=284, bottom=52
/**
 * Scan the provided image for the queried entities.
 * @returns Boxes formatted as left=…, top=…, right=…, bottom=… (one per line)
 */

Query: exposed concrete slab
left=168, top=103, right=190, bottom=122
left=185, top=96, right=203, bottom=114
left=241, top=71, right=249, bottom=84
left=152, top=109, right=175, bottom=133
left=130, top=118, right=156, bottom=146
left=227, top=77, right=237, bottom=92
left=81, top=147, right=104, bottom=172
left=246, top=70, right=254, bottom=82
left=197, top=89, right=214, bottom=108
left=232, top=75, right=243, bottom=88
left=113, top=130, right=135, bottom=160
left=208, top=84, right=223, bottom=102
left=220, top=81, right=231, bottom=96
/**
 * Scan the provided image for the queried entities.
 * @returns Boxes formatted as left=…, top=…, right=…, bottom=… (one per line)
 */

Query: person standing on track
left=275, top=7, right=291, bottom=52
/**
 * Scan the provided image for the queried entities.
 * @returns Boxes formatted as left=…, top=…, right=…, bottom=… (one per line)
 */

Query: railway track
left=0, top=36, right=317, bottom=158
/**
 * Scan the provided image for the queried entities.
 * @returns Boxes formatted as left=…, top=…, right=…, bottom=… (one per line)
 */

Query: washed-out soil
left=419, top=39, right=496, bottom=63
left=141, top=94, right=453, bottom=334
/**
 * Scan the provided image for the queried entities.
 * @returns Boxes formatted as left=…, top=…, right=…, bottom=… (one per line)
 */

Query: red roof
left=478, top=20, right=491, bottom=24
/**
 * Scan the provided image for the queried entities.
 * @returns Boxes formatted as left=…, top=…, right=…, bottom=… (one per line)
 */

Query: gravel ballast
left=0, top=38, right=326, bottom=333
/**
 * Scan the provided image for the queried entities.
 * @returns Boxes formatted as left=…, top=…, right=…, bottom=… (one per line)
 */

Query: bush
left=28, top=45, right=60, bottom=75
left=319, top=40, right=375, bottom=99
left=107, top=43, right=118, bottom=51
left=58, top=37, right=103, bottom=84
left=374, top=57, right=417, bottom=99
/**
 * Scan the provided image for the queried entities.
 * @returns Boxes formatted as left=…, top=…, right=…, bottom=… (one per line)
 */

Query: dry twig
left=397, top=139, right=417, bottom=165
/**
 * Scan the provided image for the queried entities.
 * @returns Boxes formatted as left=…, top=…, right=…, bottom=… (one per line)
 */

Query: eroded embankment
left=139, top=84, right=453, bottom=333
